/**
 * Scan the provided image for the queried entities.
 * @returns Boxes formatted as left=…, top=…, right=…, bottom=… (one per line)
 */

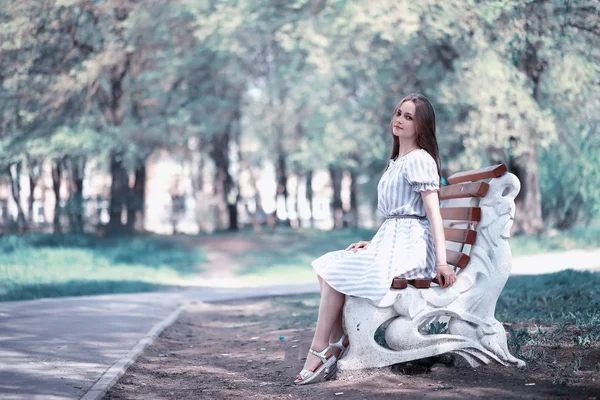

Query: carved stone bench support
left=338, top=170, right=526, bottom=373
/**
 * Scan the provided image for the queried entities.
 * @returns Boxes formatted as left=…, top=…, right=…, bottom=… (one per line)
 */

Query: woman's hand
left=346, top=241, right=370, bottom=252
left=436, top=264, right=456, bottom=288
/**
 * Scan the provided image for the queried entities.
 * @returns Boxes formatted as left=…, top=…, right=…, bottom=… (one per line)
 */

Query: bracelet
left=436, top=263, right=449, bottom=267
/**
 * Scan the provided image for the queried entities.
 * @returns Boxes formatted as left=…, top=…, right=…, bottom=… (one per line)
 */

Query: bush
left=538, top=144, right=600, bottom=229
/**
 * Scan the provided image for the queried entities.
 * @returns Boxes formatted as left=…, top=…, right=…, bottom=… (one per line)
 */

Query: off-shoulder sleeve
left=405, top=150, right=440, bottom=192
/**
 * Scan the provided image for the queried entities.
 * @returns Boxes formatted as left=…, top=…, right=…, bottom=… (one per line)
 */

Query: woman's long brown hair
left=385, top=93, right=442, bottom=181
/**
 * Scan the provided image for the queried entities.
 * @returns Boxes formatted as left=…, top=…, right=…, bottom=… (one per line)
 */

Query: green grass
left=510, top=221, right=600, bottom=257
left=498, top=270, right=600, bottom=387
left=232, top=223, right=600, bottom=285
left=234, top=227, right=376, bottom=285
left=497, top=270, right=600, bottom=325
left=2, top=221, right=599, bottom=301
left=0, top=233, right=206, bottom=302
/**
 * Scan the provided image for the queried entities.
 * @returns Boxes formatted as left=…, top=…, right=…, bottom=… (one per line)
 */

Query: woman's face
left=392, top=101, right=417, bottom=140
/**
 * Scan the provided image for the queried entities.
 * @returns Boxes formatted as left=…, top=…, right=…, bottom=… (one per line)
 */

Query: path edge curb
left=81, top=302, right=189, bottom=400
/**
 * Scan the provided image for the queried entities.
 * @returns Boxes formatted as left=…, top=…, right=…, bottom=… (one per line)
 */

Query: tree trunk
left=104, top=53, right=131, bottom=234
left=239, top=151, right=264, bottom=231
left=348, top=169, right=359, bottom=228
left=26, top=157, right=43, bottom=227
left=510, top=151, right=544, bottom=235
left=108, top=152, right=129, bottom=232
left=293, top=172, right=301, bottom=228
left=127, top=162, right=146, bottom=232
left=275, top=148, right=290, bottom=227
left=7, top=163, right=27, bottom=234
left=329, top=165, right=343, bottom=229
left=227, top=203, right=238, bottom=231
left=192, top=142, right=209, bottom=233
left=51, top=159, right=63, bottom=234
left=306, top=170, right=314, bottom=228
left=27, top=163, right=37, bottom=227
left=209, top=131, right=236, bottom=231
left=232, top=117, right=246, bottom=231
left=510, top=1, right=546, bottom=235
left=67, top=156, right=85, bottom=233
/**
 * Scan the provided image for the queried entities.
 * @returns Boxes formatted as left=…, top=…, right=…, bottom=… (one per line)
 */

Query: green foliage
left=427, top=321, right=448, bottom=335
left=507, top=326, right=533, bottom=358
left=537, top=54, right=600, bottom=227
left=573, top=334, right=594, bottom=349
left=539, top=144, right=600, bottom=228
left=1, top=0, right=598, bottom=231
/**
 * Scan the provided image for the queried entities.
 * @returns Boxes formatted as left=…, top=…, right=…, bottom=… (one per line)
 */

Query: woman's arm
left=422, top=189, right=456, bottom=288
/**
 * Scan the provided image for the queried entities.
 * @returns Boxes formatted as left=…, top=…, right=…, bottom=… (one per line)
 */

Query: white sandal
left=324, top=334, right=349, bottom=380
left=294, top=346, right=337, bottom=385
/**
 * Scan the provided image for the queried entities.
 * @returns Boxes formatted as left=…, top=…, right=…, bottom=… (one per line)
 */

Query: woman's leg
left=300, top=280, right=345, bottom=371
left=329, top=309, right=344, bottom=343
left=316, top=275, right=348, bottom=353
left=317, top=275, right=346, bottom=352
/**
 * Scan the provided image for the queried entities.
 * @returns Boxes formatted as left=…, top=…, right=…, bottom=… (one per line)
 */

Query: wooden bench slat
left=391, top=278, right=431, bottom=289
left=440, top=207, right=481, bottom=222
left=447, top=250, right=470, bottom=269
left=389, top=164, right=504, bottom=291
left=391, top=278, right=408, bottom=289
left=392, top=250, right=470, bottom=289
left=444, top=228, right=477, bottom=244
left=439, top=182, right=489, bottom=200
left=447, top=164, right=507, bottom=184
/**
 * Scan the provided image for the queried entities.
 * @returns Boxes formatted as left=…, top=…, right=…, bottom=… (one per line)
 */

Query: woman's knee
left=322, top=280, right=343, bottom=299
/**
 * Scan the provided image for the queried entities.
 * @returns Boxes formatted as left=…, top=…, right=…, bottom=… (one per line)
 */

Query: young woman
left=294, top=93, right=457, bottom=385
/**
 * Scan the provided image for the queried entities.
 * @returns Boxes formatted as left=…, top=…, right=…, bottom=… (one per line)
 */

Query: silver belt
left=386, top=214, right=427, bottom=220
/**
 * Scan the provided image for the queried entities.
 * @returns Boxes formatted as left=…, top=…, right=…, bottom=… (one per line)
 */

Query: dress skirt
left=311, top=216, right=436, bottom=302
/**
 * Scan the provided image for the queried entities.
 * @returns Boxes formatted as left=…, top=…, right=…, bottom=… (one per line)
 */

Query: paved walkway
left=510, top=248, right=600, bottom=275
left=0, top=284, right=318, bottom=400
left=0, top=248, right=598, bottom=399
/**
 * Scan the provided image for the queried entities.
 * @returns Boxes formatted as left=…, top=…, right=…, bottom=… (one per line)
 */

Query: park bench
left=337, top=164, right=526, bottom=373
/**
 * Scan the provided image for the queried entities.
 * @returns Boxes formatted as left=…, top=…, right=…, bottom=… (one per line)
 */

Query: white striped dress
left=311, top=149, right=440, bottom=302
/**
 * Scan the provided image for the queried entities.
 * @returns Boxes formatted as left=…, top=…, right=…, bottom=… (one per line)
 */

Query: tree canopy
left=1, top=0, right=598, bottom=232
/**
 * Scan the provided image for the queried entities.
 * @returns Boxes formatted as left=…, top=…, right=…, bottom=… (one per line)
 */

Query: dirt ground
left=106, top=296, right=600, bottom=400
